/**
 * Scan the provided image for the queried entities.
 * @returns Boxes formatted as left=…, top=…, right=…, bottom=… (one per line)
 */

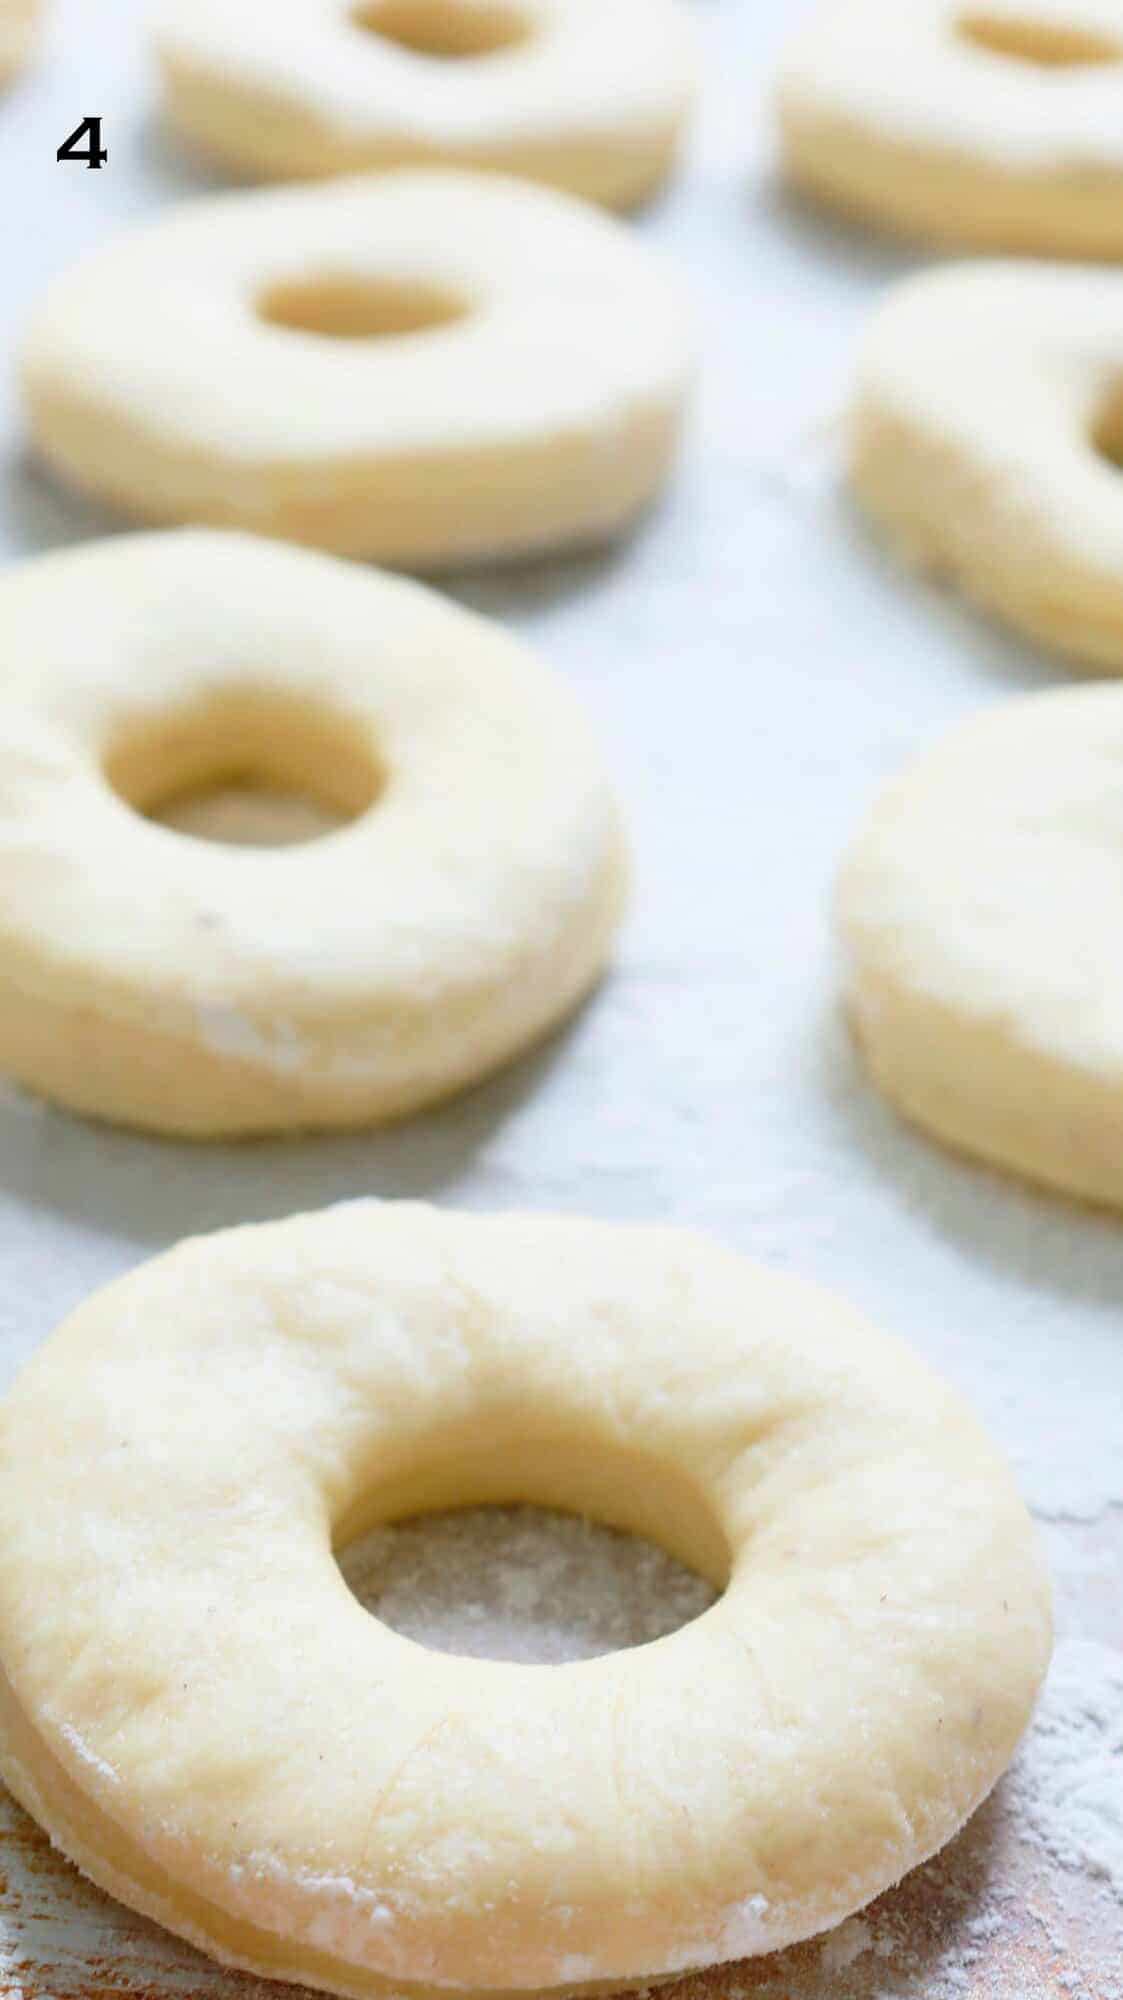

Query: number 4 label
left=57, top=117, right=108, bottom=170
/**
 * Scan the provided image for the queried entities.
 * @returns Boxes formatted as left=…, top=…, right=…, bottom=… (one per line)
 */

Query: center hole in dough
left=103, top=690, right=383, bottom=849
left=956, top=11, right=1123, bottom=64
left=258, top=275, right=470, bottom=342
left=339, top=1507, right=720, bottom=1664
left=352, top=0, right=531, bottom=58
left=1091, top=381, right=1123, bottom=475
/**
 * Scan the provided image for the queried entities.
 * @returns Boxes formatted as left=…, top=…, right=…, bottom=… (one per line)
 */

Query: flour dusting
left=1010, top=1639, right=1123, bottom=1904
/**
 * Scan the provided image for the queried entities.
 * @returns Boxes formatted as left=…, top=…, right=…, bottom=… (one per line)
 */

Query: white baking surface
left=0, top=2, right=1121, bottom=1997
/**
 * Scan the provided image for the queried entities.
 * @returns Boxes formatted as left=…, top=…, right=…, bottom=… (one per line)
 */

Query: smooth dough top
left=0, top=1203, right=1051, bottom=1995
left=777, top=0, right=1123, bottom=171
left=155, top=0, right=697, bottom=191
left=840, top=682, right=1123, bottom=1079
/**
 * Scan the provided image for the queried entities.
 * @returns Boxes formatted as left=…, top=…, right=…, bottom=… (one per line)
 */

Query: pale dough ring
left=0, top=1202, right=1051, bottom=1999
left=838, top=682, right=1123, bottom=1206
left=849, top=262, right=1123, bottom=675
left=775, top=0, right=1123, bottom=257
left=0, top=0, right=35, bottom=81
left=155, top=0, right=698, bottom=209
left=20, top=168, right=689, bottom=568
left=0, top=529, right=627, bottom=1138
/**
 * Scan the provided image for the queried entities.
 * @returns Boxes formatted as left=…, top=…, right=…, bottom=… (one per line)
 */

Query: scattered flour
left=818, top=1916, right=874, bottom=1972
left=1010, top=1639, right=1123, bottom=1904
left=56, top=1720, right=120, bottom=1792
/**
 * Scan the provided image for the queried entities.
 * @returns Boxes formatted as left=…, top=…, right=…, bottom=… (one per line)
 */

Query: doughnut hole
left=352, top=0, right=532, bottom=58
left=340, top=1508, right=720, bottom=1664
left=102, top=689, right=383, bottom=848
left=1091, top=379, right=1123, bottom=475
left=333, top=1434, right=729, bottom=1664
left=956, top=12, right=1123, bottom=64
left=257, top=275, right=471, bottom=341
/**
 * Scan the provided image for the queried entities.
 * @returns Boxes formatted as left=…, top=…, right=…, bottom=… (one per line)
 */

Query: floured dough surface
left=21, top=167, right=689, bottom=567
left=848, top=261, right=1123, bottom=673
left=0, top=529, right=626, bottom=1137
left=155, top=0, right=697, bottom=207
left=776, top=0, right=1123, bottom=256
left=839, top=683, right=1123, bottom=1206
left=0, top=1202, right=1050, bottom=2000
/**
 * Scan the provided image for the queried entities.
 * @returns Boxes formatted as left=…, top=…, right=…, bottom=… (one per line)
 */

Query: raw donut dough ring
left=0, top=529, right=626, bottom=1138
left=155, top=0, right=697, bottom=209
left=839, top=683, right=1123, bottom=1206
left=849, top=262, right=1123, bottom=675
left=0, top=0, right=35, bottom=82
left=776, top=0, right=1123, bottom=257
left=21, top=168, right=689, bottom=568
left=0, top=1202, right=1050, bottom=1999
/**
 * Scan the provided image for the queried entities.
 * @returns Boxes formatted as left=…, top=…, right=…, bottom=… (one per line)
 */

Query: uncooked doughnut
left=849, top=262, right=1123, bottom=674
left=0, top=0, right=35, bottom=81
left=839, top=683, right=1123, bottom=1205
left=0, top=529, right=626, bottom=1137
left=776, top=0, right=1123, bottom=257
left=21, top=168, right=688, bottom=567
left=155, top=0, right=697, bottom=208
left=0, top=1202, right=1050, bottom=1998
